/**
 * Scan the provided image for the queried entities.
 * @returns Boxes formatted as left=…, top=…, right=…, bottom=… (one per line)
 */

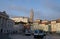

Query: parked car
left=34, top=30, right=46, bottom=39
left=25, top=29, right=31, bottom=36
left=38, top=30, right=46, bottom=39
left=34, top=30, right=39, bottom=38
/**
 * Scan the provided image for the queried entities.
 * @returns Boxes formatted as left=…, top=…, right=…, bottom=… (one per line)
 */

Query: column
left=0, top=17, right=3, bottom=29
left=0, top=17, right=1, bottom=32
left=2, top=18, right=4, bottom=33
left=6, top=19, right=9, bottom=33
left=0, top=17, right=3, bottom=32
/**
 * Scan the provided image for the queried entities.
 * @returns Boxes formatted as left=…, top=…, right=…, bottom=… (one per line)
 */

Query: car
left=38, top=30, right=46, bottom=39
left=34, top=30, right=46, bottom=39
left=34, top=30, right=39, bottom=38
left=25, top=29, right=31, bottom=36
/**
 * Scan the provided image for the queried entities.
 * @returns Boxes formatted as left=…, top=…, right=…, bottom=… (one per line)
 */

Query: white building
left=56, top=19, right=60, bottom=33
left=11, top=17, right=29, bottom=23
left=51, top=20, right=57, bottom=32
left=0, top=11, right=9, bottom=33
left=34, top=19, right=41, bottom=23
left=31, top=20, right=49, bottom=31
left=0, top=11, right=15, bottom=33
left=40, top=20, right=49, bottom=32
left=32, top=22, right=39, bottom=30
left=39, top=24, right=49, bottom=32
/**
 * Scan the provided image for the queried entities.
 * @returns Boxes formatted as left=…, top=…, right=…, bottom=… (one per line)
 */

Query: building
left=0, top=11, right=9, bottom=33
left=6, top=19, right=15, bottom=33
left=0, top=11, right=15, bottom=33
left=41, top=20, right=48, bottom=24
left=13, top=22, right=24, bottom=33
left=32, top=22, right=39, bottom=30
left=31, top=20, right=49, bottom=31
left=11, top=16, right=30, bottom=33
left=34, top=19, right=41, bottom=23
left=41, top=20, right=48, bottom=31
left=40, top=20, right=49, bottom=32
left=56, top=19, right=60, bottom=33
left=11, top=16, right=29, bottom=23
left=51, top=20, right=57, bottom=32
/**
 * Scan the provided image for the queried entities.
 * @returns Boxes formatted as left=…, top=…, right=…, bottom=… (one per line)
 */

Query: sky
left=0, top=0, right=60, bottom=20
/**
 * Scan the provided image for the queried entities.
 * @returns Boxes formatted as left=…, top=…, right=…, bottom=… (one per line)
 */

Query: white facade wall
left=11, top=17, right=28, bottom=23
left=42, top=20, right=48, bottom=23
left=32, top=23, right=39, bottom=30
left=39, top=24, right=45, bottom=30
left=39, top=24, right=49, bottom=32
left=32, top=23, right=48, bottom=31
left=51, top=21, right=56, bottom=32
left=51, top=24, right=57, bottom=32
left=56, top=23, right=60, bottom=33
left=44, top=25, right=48, bottom=32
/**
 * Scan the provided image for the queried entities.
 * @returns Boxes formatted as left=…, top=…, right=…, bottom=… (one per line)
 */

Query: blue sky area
left=0, top=0, right=60, bottom=20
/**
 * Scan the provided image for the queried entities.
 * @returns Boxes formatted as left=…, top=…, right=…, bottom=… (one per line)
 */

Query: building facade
left=0, top=11, right=9, bottom=33
left=11, top=17, right=29, bottom=23
left=6, top=19, right=15, bottom=33
left=56, top=19, right=60, bottom=33
left=13, top=23, right=24, bottom=33
left=0, top=11, right=15, bottom=33
left=51, top=20, right=57, bottom=32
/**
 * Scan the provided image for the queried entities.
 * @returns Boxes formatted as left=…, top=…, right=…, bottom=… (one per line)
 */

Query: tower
left=29, top=9, right=34, bottom=23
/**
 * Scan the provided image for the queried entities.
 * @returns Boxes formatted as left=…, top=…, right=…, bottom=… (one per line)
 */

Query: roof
left=0, top=11, right=9, bottom=18
left=56, top=19, right=60, bottom=23
left=11, top=16, right=29, bottom=18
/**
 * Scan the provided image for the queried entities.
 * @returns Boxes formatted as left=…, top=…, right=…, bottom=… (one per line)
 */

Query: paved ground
left=9, top=34, right=60, bottom=39
left=9, top=34, right=34, bottom=39
left=45, top=34, right=60, bottom=39
left=0, top=33, right=11, bottom=39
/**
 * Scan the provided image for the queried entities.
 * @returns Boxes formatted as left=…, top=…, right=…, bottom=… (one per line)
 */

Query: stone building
left=6, top=19, right=15, bottom=33
left=0, top=11, right=9, bottom=33
left=0, top=11, right=15, bottom=33
left=11, top=17, right=29, bottom=33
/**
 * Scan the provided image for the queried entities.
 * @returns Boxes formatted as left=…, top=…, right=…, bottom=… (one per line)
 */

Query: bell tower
left=29, top=9, right=34, bottom=23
